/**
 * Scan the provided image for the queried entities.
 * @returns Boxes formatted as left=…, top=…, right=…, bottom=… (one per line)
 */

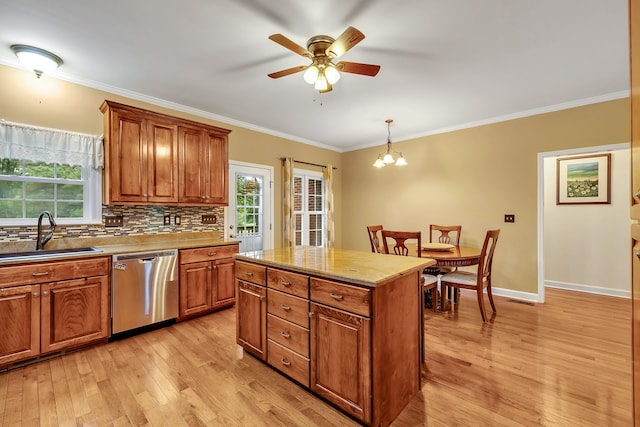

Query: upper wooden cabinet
left=101, top=101, right=231, bottom=206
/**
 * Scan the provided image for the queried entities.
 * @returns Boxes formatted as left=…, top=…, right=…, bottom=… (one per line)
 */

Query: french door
left=226, top=162, right=273, bottom=253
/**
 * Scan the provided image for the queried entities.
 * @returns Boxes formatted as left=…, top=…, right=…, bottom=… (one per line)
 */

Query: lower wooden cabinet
left=0, top=257, right=110, bottom=367
left=236, top=279, right=267, bottom=360
left=310, top=302, right=371, bottom=422
left=179, top=244, right=238, bottom=320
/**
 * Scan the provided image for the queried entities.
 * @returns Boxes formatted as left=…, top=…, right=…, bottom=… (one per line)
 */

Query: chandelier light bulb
left=314, top=73, right=328, bottom=91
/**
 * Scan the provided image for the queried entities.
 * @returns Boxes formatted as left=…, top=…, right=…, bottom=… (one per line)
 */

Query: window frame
left=0, top=160, right=102, bottom=226
left=293, top=168, right=325, bottom=247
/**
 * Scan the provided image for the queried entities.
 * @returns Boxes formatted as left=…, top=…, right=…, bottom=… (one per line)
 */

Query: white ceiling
left=0, top=0, right=630, bottom=152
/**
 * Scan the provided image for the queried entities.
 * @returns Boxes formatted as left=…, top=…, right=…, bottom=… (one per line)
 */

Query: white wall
left=543, top=146, right=630, bottom=297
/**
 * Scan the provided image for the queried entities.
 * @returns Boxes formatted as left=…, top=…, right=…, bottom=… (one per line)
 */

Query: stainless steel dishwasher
left=111, top=249, right=179, bottom=334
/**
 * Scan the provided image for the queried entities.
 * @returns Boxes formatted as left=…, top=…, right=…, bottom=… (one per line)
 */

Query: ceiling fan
left=267, top=26, right=380, bottom=93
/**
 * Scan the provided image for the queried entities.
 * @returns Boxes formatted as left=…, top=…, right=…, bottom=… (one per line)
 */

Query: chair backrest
left=367, top=225, right=385, bottom=254
left=382, top=230, right=422, bottom=257
left=477, top=229, right=500, bottom=281
left=430, top=224, right=462, bottom=245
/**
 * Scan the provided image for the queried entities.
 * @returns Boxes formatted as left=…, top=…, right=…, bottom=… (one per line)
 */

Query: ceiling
left=0, top=0, right=630, bottom=152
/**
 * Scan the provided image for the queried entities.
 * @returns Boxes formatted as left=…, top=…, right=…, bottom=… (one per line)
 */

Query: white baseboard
left=490, top=287, right=540, bottom=303
left=544, top=280, right=630, bottom=299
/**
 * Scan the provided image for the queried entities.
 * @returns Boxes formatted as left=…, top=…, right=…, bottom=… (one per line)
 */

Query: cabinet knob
left=42, top=290, right=49, bottom=296
left=259, top=295, right=265, bottom=301
left=32, top=292, right=39, bottom=297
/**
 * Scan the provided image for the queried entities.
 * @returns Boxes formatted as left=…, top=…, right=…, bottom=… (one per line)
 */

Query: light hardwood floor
left=0, top=288, right=632, bottom=426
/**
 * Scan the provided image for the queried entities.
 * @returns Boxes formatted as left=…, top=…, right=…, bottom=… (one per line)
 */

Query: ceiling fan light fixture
left=303, top=65, right=319, bottom=84
left=10, top=44, right=63, bottom=78
left=314, top=72, right=328, bottom=91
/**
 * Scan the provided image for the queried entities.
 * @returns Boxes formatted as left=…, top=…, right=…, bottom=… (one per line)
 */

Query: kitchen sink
left=0, top=246, right=103, bottom=260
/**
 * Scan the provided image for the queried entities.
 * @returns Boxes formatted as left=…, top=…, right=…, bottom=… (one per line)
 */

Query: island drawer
left=267, top=314, right=309, bottom=357
left=268, top=340, right=310, bottom=387
left=267, top=268, right=309, bottom=298
left=267, top=289, right=309, bottom=328
left=0, top=257, right=110, bottom=287
left=180, top=245, right=238, bottom=264
left=310, top=278, right=371, bottom=317
left=235, top=261, right=266, bottom=286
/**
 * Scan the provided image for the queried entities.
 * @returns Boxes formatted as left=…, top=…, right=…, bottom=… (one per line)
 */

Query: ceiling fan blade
left=268, top=65, right=308, bottom=79
left=336, top=61, right=380, bottom=76
left=268, top=34, right=311, bottom=57
left=327, top=26, right=365, bottom=58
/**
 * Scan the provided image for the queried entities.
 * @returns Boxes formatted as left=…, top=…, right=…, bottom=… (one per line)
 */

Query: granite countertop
left=235, top=247, right=435, bottom=288
left=0, top=232, right=239, bottom=265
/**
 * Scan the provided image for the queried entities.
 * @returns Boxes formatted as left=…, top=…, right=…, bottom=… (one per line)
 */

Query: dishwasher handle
left=138, top=257, right=157, bottom=263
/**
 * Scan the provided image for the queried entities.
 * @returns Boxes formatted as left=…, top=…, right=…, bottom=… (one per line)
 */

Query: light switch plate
left=202, top=214, right=217, bottom=224
left=174, top=215, right=181, bottom=225
left=105, top=215, right=124, bottom=227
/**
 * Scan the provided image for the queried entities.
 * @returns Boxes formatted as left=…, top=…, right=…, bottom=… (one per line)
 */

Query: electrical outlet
left=504, top=214, right=515, bottom=223
left=163, top=215, right=171, bottom=225
left=105, top=215, right=123, bottom=227
left=202, top=214, right=217, bottom=224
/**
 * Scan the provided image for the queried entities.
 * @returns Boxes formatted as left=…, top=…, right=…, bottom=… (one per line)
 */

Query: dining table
left=408, top=243, right=483, bottom=311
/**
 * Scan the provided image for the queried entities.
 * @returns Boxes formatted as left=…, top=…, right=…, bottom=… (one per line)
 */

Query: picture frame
left=556, top=153, right=611, bottom=205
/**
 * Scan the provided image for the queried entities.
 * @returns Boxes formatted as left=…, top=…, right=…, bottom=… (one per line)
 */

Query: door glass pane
left=235, top=173, right=264, bottom=252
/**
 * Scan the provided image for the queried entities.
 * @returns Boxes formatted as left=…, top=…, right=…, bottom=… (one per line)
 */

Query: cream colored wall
left=342, top=99, right=630, bottom=294
left=543, top=148, right=630, bottom=296
left=0, top=65, right=343, bottom=248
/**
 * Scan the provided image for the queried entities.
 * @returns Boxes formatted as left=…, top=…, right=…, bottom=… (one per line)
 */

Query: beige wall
left=0, top=64, right=631, bottom=293
left=342, top=99, right=630, bottom=294
left=0, top=65, right=343, bottom=248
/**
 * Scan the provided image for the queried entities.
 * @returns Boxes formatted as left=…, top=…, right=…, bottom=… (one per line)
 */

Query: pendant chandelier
left=373, top=119, right=407, bottom=168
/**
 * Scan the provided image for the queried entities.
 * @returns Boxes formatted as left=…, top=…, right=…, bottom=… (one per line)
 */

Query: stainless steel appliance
left=111, top=249, right=179, bottom=334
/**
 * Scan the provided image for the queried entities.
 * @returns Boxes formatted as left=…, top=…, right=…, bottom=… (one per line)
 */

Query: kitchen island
left=235, top=247, right=434, bottom=427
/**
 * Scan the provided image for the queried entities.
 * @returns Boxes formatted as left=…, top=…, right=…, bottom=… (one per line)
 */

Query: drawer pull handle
left=32, top=272, right=50, bottom=277
left=280, top=331, right=291, bottom=339
left=259, top=295, right=265, bottom=301
left=279, top=280, right=291, bottom=287
left=280, top=304, right=291, bottom=311
left=329, top=293, right=344, bottom=300
left=207, top=252, right=216, bottom=256
left=243, top=271, right=254, bottom=276
left=280, top=358, right=291, bottom=366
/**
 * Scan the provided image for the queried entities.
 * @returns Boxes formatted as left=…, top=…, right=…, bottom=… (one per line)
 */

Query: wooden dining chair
left=381, top=230, right=439, bottom=311
left=367, top=225, right=385, bottom=254
left=429, top=224, right=463, bottom=301
left=440, top=229, right=500, bottom=322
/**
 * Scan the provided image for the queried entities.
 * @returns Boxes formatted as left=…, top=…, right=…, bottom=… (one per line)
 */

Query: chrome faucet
left=36, top=211, right=57, bottom=250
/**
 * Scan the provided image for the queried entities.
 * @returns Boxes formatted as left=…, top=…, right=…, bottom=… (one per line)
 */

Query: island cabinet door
left=236, top=280, right=267, bottom=361
left=310, top=302, right=371, bottom=424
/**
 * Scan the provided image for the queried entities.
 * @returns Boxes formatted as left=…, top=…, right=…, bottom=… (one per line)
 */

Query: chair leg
left=476, top=287, right=487, bottom=322
left=487, top=281, right=496, bottom=313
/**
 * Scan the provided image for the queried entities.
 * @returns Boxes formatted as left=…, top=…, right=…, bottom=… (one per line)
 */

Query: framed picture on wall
left=556, top=153, right=611, bottom=204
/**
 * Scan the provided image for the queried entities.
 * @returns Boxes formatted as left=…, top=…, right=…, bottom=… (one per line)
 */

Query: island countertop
left=235, top=246, right=435, bottom=288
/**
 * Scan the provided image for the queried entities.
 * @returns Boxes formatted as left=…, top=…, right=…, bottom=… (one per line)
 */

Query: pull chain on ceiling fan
left=268, top=26, right=381, bottom=93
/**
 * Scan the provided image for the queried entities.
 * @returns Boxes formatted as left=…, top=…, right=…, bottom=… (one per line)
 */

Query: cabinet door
left=212, top=257, right=235, bottom=308
left=0, top=285, right=40, bottom=366
left=236, top=280, right=267, bottom=360
left=108, top=108, right=148, bottom=203
left=179, top=126, right=207, bottom=204
left=147, top=119, right=178, bottom=203
left=40, top=276, right=109, bottom=354
left=179, top=261, right=212, bottom=318
left=204, top=133, right=228, bottom=205
left=310, top=302, right=371, bottom=424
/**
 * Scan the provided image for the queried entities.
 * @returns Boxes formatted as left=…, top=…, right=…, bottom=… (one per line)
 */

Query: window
left=293, top=170, right=324, bottom=247
left=0, top=158, right=101, bottom=225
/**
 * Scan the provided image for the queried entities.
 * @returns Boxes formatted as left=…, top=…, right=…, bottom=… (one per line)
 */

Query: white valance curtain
left=0, top=120, right=104, bottom=169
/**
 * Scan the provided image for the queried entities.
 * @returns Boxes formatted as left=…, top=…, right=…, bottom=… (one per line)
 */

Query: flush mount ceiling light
left=373, top=119, right=407, bottom=168
left=10, top=44, right=63, bottom=78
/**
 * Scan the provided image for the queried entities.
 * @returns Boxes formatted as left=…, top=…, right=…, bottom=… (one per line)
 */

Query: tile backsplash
left=0, top=205, right=225, bottom=242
